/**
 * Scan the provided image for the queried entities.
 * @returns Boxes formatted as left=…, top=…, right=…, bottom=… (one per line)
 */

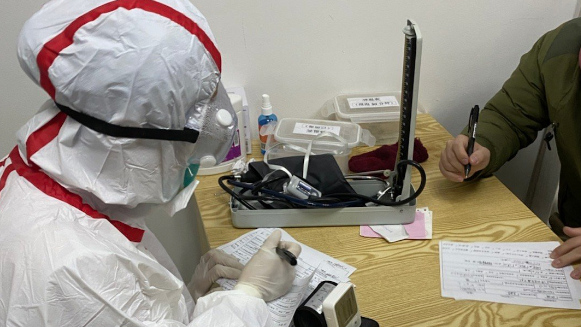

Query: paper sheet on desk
left=360, top=207, right=433, bottom=242
left=439, top=241, right=581, bottom=310
left=216, top=228, right=356, bottom=327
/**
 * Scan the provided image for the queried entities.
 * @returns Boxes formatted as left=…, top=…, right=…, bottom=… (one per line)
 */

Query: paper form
left=266, top=272, right=314, bottom=327
left=217, top=228, right=356, bottom=327
left=439, top=241, right=581, bottom=310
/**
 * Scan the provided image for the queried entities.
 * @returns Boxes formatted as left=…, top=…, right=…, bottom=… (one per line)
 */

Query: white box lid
left=321, top=92, right=401, bottom=123
left=274, top=118, right=375, bottom=148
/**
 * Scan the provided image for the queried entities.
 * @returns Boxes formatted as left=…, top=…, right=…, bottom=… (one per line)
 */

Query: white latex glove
left=188, top=248, right=244, bottom=303
left=234, top=230, right=302, bottom=301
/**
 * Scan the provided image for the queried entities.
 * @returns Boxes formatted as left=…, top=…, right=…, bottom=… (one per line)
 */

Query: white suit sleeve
left=36, top=249, right=272, bottom=327
left=139, top=291, right=271, bottom=327
left=189, top=290, right=272, bottom=327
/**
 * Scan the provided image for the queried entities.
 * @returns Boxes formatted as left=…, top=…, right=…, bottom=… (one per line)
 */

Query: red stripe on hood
left=0, top=166, right=15, bottom=192
left=25, top=112, right=68, bottom=161
left=0, top=157, right=11, bottom=190
left=37, top=0, right=221, bottom=99
left=6, top=146, right=144, bottom=242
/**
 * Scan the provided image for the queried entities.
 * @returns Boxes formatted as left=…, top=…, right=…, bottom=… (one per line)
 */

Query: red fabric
left=5, top=146, right=144, bottom=242
left=25, top=112, right=68, bottom=161
left=0, top=165, right=15, bottom=192
left=0, top=157, right=10, bottom=190
left=349, top=138, right=429, bottom=173
left=37, top=0, right=221, bottom=99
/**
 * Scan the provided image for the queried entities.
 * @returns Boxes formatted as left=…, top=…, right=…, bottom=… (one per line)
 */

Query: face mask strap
left=55, top=102, right=199, bottom=143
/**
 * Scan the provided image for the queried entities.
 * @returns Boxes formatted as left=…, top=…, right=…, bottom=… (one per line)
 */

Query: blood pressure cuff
left=241, top=154, right=356, bottom=196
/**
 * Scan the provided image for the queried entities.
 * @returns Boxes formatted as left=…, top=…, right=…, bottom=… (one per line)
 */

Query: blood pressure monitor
left=294, top=281, right=377, bottom=327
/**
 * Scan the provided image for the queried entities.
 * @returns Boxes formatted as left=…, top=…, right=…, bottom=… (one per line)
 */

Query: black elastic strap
left=55, top=102, right=199, bottom=143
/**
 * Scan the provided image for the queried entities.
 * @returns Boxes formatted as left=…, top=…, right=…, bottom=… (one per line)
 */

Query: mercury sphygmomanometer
left=220, top=20, right=425, bottom=212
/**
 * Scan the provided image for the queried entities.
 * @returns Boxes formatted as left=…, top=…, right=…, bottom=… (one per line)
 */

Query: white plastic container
left=267, top=118, right=375, bottom=173
left=320, top=92, right=402, bottom=145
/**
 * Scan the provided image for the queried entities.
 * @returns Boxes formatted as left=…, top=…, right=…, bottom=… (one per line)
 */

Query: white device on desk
left=323, top=283, right=361, bottom=327
left=226, top=20, right=424, bottom=227
left=294, top=281, right=375, bottom=327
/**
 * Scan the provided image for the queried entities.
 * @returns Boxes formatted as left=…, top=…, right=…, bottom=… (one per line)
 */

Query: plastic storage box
left=266, top=118, right=375, bottom=174
left=320, top=92, right=402, bottom=145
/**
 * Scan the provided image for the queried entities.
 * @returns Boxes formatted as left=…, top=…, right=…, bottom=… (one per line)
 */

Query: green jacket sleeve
left=462, top=32, right=553, bottom=177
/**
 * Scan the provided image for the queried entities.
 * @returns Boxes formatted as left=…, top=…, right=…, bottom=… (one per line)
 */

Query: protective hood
left=16, top=0, right=236, bottom=207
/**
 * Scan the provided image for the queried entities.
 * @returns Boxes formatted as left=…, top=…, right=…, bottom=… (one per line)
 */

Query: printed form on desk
left=439, top=241, right=581, bottom=310
left=216, top=228, right=356, bottom=327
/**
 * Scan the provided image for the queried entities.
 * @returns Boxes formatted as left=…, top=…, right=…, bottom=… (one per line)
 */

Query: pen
left=276, top=247, right=297, bottom=266
left=465, top=105, right=480, bottom=179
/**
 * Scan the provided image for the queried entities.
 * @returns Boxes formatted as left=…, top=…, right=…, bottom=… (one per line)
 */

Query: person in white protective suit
left=0, top=0, right=301, bottom=326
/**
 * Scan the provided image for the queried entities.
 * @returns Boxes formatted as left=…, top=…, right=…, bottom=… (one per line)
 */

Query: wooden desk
left=196, top=114, right=579, bottom=326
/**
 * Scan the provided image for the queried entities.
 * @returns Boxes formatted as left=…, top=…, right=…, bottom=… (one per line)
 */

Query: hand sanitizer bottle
left=258, top=94, right=278, bottom=154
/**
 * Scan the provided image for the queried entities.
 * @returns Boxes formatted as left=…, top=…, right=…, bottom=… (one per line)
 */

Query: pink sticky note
left=403, top=211, right=425, bottom=239
left=360, top=211, right=427, bottom=239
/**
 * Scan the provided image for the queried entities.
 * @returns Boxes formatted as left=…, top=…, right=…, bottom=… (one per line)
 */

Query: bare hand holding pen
left=439, top=134, right=491, bottom=182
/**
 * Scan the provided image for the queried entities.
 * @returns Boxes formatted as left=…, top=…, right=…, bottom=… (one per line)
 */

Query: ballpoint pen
left=276, top=247, right=297, bottom=266
left=465, top=105, right=480, bottom=179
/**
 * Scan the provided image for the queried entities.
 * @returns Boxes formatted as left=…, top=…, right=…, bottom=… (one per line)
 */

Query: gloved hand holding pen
left=235, top=230, right=302, bottom=301
left=188, top=249, right=245, bottom=303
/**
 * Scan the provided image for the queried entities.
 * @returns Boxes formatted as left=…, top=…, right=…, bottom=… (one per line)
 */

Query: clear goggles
left=54, top=81, right=237, bottom=168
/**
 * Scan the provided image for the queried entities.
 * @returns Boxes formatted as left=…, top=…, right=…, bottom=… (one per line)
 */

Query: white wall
left=193, top=0, right=576, bottom=203
left=1, top=1, right=49, bottom=155
left=0, top=2, right=577, bottom=198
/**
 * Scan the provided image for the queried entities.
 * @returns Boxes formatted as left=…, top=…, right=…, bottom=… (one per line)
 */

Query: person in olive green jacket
left=439, top=17, right=581, bottom=279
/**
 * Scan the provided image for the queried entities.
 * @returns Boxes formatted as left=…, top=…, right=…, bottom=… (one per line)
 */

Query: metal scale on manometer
left=228, top=20, right=425, bottom=227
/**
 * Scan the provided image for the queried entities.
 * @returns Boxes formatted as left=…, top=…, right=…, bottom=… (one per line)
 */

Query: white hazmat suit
left=0, top=0, right=299, bottom=326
